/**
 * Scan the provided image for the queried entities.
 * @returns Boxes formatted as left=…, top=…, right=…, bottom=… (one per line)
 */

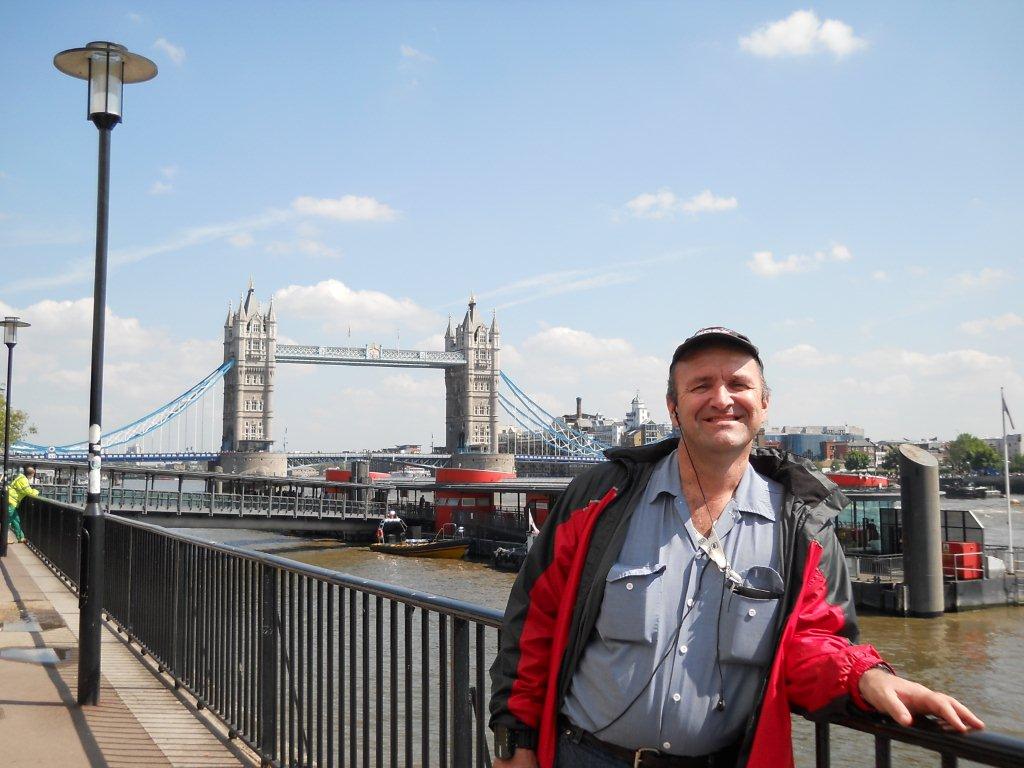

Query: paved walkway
left=0, top=542, right=258, bottom=768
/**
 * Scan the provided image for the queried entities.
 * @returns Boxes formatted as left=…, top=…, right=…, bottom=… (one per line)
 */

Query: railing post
left=259, top=563, right=279, bottom=762
left=452, top=617, right=472, bottom=768
left=814, top=721, right=830, bottom=768
left=177, top=476, right=183, bottom=515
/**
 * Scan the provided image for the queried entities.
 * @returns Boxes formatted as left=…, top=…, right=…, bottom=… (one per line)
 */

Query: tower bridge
left=221, top=282, right=503, bottom=474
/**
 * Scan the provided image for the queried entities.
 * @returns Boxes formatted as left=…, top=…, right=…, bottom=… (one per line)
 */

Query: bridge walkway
left=0, top=543, right=255, bottom=768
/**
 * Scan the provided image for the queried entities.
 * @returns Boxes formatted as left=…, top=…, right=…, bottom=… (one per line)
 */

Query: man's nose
left=709, top=384, right=733, bottom=407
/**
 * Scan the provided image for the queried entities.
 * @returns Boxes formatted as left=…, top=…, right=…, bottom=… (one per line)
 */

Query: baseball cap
left=670, top=327, right=763, bottom=370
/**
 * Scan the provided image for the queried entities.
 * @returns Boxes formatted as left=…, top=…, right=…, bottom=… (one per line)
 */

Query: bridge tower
left=219, top=280, right=285, bottom=475
left=445, top=296, right=500, bottom=453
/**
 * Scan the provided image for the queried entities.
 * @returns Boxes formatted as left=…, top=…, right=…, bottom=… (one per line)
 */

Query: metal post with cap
left=53, top=41, right=157, bottom=706
left=1, top=316, right=31, bottom=558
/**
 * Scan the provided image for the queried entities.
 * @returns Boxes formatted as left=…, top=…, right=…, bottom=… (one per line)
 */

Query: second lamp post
left=1, top=316, right=30, bottom=558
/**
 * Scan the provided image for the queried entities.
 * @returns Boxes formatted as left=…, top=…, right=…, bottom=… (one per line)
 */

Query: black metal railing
left=19, top=496, right=1024, bottom=768
left=22, top=496, right=502, bottom=768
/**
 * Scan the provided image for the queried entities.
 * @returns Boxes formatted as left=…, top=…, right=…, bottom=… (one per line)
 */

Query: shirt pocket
left=596, top=563, right=666, bottom=643
left=719, top=589, right=781, bottom=667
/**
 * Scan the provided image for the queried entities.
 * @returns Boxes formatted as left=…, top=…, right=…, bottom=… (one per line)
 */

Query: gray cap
left=670, top=326, right=763, bottom=370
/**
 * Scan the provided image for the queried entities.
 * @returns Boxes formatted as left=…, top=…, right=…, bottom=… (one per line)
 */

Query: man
left=489, top=328, right=982, bottom=768
left=378, top=508, right=407, bottom=542
left=6, top=465, right=40, bottom=544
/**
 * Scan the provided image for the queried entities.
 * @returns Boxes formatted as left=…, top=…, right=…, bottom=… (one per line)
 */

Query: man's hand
left=493, top=748, right=539, bottom=768
left=858, top=668, right=985, bottom=732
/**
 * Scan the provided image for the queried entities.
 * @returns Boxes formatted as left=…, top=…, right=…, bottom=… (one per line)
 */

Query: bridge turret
left=446, top=296, right=500, bottom=453
left=222, top=281, right=277, bottom=456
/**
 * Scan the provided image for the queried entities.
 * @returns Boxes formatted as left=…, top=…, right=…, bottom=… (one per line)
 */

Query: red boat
left=825, top=471, right=890, bottom=490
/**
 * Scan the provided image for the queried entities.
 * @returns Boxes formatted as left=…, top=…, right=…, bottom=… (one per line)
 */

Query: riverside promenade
left=0, top=543, right=255, bottom=768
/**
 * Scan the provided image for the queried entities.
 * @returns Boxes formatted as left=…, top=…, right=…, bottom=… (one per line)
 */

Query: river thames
left=189, top=493, right=1023, bottom=767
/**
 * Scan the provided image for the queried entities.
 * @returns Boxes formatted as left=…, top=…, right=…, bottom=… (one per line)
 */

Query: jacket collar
left=606, top=438, right=848, bottom=516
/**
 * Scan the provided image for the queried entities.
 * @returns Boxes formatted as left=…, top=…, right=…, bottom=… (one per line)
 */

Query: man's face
left=666, top=345, right=768, bottom=456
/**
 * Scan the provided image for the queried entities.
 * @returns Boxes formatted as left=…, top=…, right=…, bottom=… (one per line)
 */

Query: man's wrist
left=493, top=725, right=537, bottom=759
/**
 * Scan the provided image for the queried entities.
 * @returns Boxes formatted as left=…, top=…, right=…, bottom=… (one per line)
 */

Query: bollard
left=898, top=444, right=945, bottom=617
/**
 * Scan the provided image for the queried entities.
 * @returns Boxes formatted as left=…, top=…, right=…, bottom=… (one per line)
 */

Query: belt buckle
left=633, top=747, right=659, bottom=768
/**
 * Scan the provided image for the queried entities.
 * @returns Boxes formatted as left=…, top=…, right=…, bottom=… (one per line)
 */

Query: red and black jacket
left=488, top=439, right=888, bottom=768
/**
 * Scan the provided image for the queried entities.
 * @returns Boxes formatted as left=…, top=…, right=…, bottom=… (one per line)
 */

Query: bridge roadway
left=12, top=448, right=607, bottom=467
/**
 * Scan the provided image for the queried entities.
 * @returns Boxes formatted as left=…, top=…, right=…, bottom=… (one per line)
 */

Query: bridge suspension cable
left=498, top=372, right=612, bottom=459
left=15, top=359, right=235, bottom=455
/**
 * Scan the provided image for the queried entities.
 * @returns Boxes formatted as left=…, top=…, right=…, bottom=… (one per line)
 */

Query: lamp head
left=1, top=316, right=30, bottom=347
left=54, top=41, right=157, bottom=126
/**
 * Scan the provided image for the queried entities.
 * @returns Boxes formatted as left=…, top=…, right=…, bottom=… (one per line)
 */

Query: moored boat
left=370, top=538, right=471, bottom=559
left=370, top=523, right=470, bottom=559
left=825, top=470, right=890, bottom=490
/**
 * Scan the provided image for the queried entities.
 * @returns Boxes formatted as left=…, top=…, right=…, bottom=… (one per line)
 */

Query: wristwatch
left=493, top=725, right=537, bottom=759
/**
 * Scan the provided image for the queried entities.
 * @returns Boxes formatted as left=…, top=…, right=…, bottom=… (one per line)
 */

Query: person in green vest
left=6, top=466, right=39, bottom=544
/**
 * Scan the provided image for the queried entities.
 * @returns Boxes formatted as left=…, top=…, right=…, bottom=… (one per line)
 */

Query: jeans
left=556, top=733, right=631, bottom=767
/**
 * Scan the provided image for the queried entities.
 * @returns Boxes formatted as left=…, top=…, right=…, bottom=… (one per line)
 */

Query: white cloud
left=851, top=348, right=1009, bottom=377
left=148, top=165, right=177, bottom=195
left=272, top=279, right=439, bottom=337
left=3, top=190, right=394, bottom=292
left=771, top=344, right=840, bottom=367
left=947, top=267, right=1007, bottom=291
left=621, top=188, right=737, bottom=220
left=522, top=327, right=634, bottom=360
left=266, top=238, right=342, bottom=259
left=0, top=297, right=220, bottom=446
left=400, top=44, right=435, bottom=63
left=747, top=243, right=853, bottom=277
left=959, top=313, right=1024, bottom=336
left=0, top=170, right=8, bottom=179
left=829, top=244, right=852, bottom=262
left=871, top=270, right=888, bottom=282
left=681, top=190, right=739, bottom=214
left=740, top=10, right=867, bottom=59
left=292, top=195, right=398, bottom=222
left=153, top=37, right=186, bottom=66
left=747, top=251, right=812, bottom=276
left=229, top=232, right=254, bottom=248
left=127, top=12, right=143, bottom=23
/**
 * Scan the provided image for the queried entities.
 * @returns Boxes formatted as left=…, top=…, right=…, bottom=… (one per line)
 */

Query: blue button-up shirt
left=562, top=449, right=785, bottom=756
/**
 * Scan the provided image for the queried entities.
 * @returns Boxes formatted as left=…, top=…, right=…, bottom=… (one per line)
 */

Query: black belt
left=560, top=720, right=740, bottom=768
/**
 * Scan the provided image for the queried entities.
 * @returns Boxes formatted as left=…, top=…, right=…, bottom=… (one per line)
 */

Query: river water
left=189, top=495, right=1023, bottom=767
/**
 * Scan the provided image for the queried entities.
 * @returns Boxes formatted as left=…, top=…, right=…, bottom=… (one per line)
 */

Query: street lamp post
left=54, top=41, right=156, bottom=707
left=1, top=316, right=31, bottom=558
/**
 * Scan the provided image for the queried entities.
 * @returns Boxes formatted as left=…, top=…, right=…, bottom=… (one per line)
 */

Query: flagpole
left=1002, top=387, right=1015, bottom=573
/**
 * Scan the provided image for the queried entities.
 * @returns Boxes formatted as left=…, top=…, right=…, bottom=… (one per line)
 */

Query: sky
left=1, top=2, right=1022, bottom=452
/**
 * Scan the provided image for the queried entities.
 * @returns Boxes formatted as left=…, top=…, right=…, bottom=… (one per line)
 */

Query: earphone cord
left=683, top=439, right=730, bottom=712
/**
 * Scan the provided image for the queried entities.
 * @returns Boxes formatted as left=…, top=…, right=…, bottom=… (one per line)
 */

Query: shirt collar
left=646, top=449, right=777, bottom=522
